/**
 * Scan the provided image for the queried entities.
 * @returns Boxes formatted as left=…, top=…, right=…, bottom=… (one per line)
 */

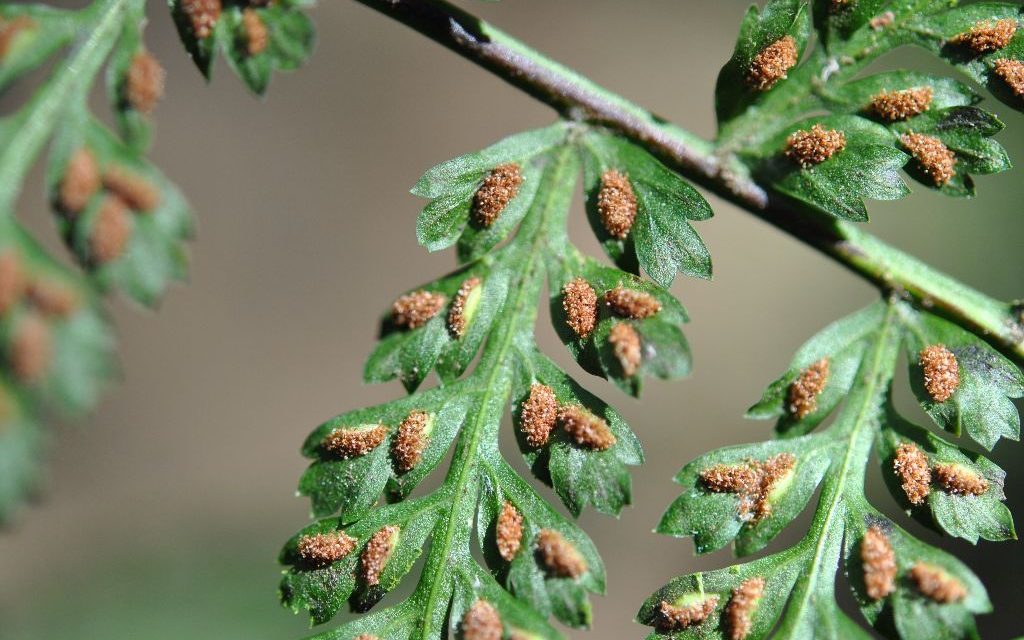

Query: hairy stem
left=350, top=0, right=1024, bottom=362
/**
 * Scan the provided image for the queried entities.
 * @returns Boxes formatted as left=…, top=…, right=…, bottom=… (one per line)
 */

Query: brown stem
left=351, top=0, right=1024, bottom=362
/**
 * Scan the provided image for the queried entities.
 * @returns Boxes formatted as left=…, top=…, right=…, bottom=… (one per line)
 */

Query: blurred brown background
left=1, top=1, right=1022, bottom=638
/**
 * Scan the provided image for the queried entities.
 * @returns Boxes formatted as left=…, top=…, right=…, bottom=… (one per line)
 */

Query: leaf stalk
left=351, top=0, right=1024, bottom=363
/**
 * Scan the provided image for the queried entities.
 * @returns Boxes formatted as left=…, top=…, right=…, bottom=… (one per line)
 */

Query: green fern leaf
left=717, top=0, right=1021, bottom=218
left=0, top=0, right=189, bottom=519
left=281, top=124, right=711, bottom=637
left=168, top=0, right=315, bottom=95
left=645, top=298, right=1021, bottom=638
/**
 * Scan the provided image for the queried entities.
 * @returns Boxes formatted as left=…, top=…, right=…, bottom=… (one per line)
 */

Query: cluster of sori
left=711, top=1, right=1022, bottom=219
left=645, top=296, right=1021, bottom=638
left=172, top=0, right=315, bottom=94
left=276, top=116, right=710, bottom=638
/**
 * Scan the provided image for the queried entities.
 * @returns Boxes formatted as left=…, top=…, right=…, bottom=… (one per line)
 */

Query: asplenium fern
left=3, top=0, right=1024, bottom=638
left=277, top=122, right=706, bottom=637
left=0, top=0, right=312, bottom=520
left=643, top=300, right=1021, bottom=639
left=638, top=0, right=1024, bottom=638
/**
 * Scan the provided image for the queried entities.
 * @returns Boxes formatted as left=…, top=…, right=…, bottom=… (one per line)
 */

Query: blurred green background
left=1, top=1, right=1022, bottom=638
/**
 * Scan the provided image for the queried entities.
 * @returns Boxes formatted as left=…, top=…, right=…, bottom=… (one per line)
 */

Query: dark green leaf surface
left=579, top=131, right=712, bottom=286
left=715, top=0, right=812, bottom=124
left=284, top=132, right=694, bottom=638
left=750, top=115, right=910, bottom=221
left=717, top=0, right=1020, bottom=215
left=877, top=405, right=1015, bottom=544
left=168, top=0, right=315, bottom=95
left=548, top=252, right=691, bottom=396
left=900, top=309, right=1023, bottom=449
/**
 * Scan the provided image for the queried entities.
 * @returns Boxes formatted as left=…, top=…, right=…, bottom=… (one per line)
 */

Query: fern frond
left=0, top=0, right=186, bottom=520
left=0, top=0, right=310, bottom=521
left=279, top=122, right=711, bottom=637
left=643, top=297, right=1021, bottom=638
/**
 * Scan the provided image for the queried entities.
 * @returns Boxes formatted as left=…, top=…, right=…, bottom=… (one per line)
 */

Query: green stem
left=350, top=0, right=1024, bottom=363
left=779, top=302, right=901, bottom=637
left=0, top=0, right=132, bottom=214
left=412, top=147, right=575, bottom=638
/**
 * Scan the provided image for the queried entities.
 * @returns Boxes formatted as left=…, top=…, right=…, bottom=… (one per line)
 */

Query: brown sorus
left=472, top=163, right=523, bottom=227
left=561, top=277, right=597, bottom=339
left=391, top=410, right=429, bottom=473
left=496, top=501, right=524, bottom=561
left=870, top=11, right=896, bottom=30
left=361, top=524, right=399, bottom=586
left=869, top=86, right=934, bottom=121
left=788, top=358, right=829, bottom=419
left=700, top=453, right=796, bottom=522
left=746, top=36, right=798, bottom=91
left=557, top=405, right=616, bottom=451
left=934, top=463, right=989, bottom=496
left=993, top=58, right=1024, bottom=98
left=447, top=276, right=481, bottom=338
left=26, top=279, right=78, bottom=318
left=656, top=596, right=719, bottom=631
left=893, top=442, right=932, bottom=506
left=861, top=525, right=897, bottom=600
left=0, top=16, right=35, bottom=59
left=59, top=147, right=101, bottom=214
left=519, top=383, right=558, bottom=448
left=753, top=453, right=796, bottom=520
left=182, top=0, right=222, bottom=39
left=901, top=133, right=957, bottom=187
left=951, top=18, right=1017, bottom=54
left=103, top=166, right=161, bottom=212
left=0, top=251, right=26, bottom=315
left=919, top=344, right=959, bottom=402
left=126, top=51, right=165, bottom=114
left=296, top=530, right=357, bottom=567
left=392, top=290, right=445, bottom=330
left=609, top=322, right=642, bottom=377
left=604, top=286, right=661, bottom=319
left=535, top=529, right=587, bottom=579
left=90, top=197, right=134, bottom=264
left=597, top=170, right=637, bottom=239
left=10, top=314, right=51, bottom=383
left=699, top=463, right=760, bottom=495
left=909, top=562, right=967, bottom=603
left=242, top=8, right=269, bottom=56
left=725, top=577, right=765, bottom=640
left=321, top=424, right=388, bottom=459
left=785, top=125, right=847, bottom=168
left=461, top=600, right=502, bottom=640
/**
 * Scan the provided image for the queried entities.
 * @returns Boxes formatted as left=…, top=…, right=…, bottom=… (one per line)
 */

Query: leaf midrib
left=782, top=302, right=898, bottom=633
left=414, top=148, right=574, bottom=639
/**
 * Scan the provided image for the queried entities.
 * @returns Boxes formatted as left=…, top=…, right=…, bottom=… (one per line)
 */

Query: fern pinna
left=640, top=1, right=1024, bottom=639
left=277, top=119, right=709, bottom=636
